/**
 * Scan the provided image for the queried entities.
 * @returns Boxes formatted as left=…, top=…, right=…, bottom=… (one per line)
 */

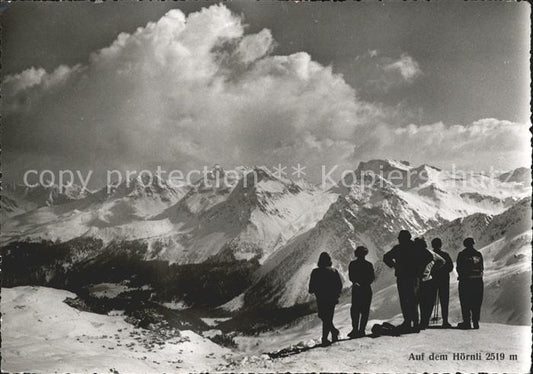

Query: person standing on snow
left=348, top=246, right=375, bottom=338
left=309, top=252, right=343, bottom=346
left=415, top=237, right=445, bottom=330
left=383, top=230, right=422, bottom=332
left=456, top=237, right=484, bottom=330
left=431, top=237, right=454, bottom=328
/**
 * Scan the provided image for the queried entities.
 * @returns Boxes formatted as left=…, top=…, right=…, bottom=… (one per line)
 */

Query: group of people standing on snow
left=308, top=230, right=484, bottom=346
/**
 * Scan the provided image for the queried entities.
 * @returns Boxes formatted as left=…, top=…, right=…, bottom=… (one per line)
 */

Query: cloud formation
left=2, top=5, right=530, bottom=184
left=383, top=53, right=421, bottom=83
left=353, top=50, right=423, bottom=93
left=383, top=118, right=531, bottom=170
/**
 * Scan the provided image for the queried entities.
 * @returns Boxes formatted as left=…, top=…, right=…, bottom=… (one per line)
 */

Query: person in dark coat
left=431, top=237, right=454, bottom=328
left=416, top=237, right=444, bottom=330
left=383, top=230, right=422, bottom=332
left=309, top=252, right=343, bottom=346
left=348, top=246, right=375, bottom=338
left=456, top=237, right=484, bottom=330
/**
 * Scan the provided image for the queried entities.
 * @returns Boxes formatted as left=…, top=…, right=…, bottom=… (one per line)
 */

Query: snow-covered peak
left=333, top=159, right=440, bottom=193
left=237, top=167, right=301, bottom=194
left=3, top=182, right=89, bottom=201
left=498, top=167, right=531, bottom=184
left=248, top=166, right=286, bottom=184
left=160, top=166, right=248, bottom=218
left=357, top=159, right=412, bottom=171
left=1, top=183, right=89, bottom=218
left=95, top=174, right=186, bottom=203
left=188, top=165, right=246, bottom=194
left=336, top=159, right=530, bottom=221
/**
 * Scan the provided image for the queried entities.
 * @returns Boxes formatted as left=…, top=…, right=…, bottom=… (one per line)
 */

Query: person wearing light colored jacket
left=414, top=237, right=445, bottom=330
left=431, top=238, right=454, bottom=328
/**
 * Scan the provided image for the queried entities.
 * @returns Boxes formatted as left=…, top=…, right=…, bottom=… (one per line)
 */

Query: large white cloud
left=2, top=5, right=530, bottom=185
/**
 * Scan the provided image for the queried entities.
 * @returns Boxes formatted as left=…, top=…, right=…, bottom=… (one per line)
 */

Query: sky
left=1, top=1, right=531, bottom=186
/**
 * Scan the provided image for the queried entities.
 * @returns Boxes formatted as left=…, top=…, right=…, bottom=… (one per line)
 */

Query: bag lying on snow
left=371, top=322, right=401, bottom=337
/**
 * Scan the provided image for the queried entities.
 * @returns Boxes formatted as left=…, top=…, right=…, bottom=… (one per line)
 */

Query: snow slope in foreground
left=1, top=286, right=530, bottom=373
left=1, top=286, right=231, bottom=373
left=230, top=323, right=531, bottom=373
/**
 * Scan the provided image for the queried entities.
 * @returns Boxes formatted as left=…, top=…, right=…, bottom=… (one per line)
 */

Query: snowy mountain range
left=1, top=166, right=337, bottom=263
left=1, top=160, right=531, bottom=326
left=1, top=182, right=89, bottom=220
left=222, top=160, right=531, bottom=310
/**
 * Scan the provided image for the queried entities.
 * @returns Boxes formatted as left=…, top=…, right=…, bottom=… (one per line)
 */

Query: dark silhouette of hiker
left=431, top=238, right=454, bottom=328
left=348, top=246, right=375, bottom=338
left=415, top=237, right=444, bottom=330
left=309, top=252, right=343, bottom=346
left=383, top=230, right=421, bottom=332
left=456, top=237, right=484, bottom=330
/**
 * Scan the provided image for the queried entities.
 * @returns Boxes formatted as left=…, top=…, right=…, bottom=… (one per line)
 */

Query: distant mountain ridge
left=220, top=160, right=531, bottom=310
left=2, top=161, right=530, bottom=262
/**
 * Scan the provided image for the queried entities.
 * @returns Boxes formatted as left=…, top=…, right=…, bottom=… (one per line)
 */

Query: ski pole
left=431, top=288, right=439, bottom=325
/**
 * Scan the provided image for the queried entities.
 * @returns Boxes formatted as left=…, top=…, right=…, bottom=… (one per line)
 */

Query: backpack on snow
left=371, top=322, right=401, bottom=337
